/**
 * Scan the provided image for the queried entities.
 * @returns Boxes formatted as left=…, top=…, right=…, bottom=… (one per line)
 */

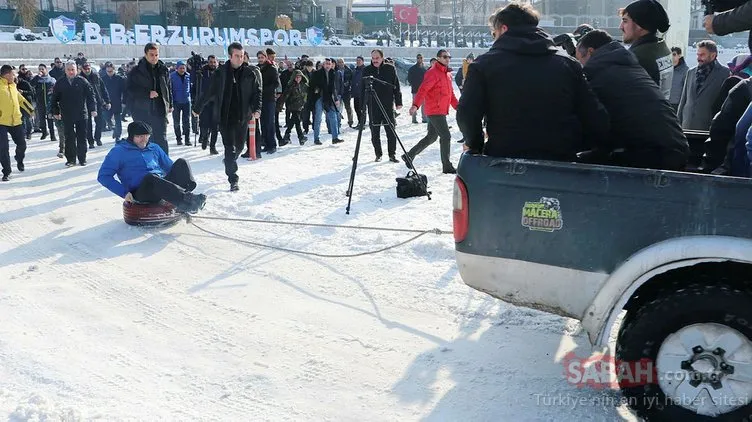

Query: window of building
left=336, top=6, right=343, bottom=19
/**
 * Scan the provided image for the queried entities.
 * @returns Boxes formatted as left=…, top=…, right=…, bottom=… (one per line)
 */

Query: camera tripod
left=345, top=75, right=431, bottom=214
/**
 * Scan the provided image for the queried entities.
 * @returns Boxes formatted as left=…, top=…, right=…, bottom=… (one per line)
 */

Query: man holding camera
left=362, top=49, right=402, bottom=162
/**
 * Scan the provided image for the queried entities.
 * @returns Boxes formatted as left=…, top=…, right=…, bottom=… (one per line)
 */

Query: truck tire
left=616, top=282, right=752, bottom=421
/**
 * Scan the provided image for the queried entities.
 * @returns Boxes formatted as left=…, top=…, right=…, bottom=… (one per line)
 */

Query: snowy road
left=0, top=90, right=635, bottom=420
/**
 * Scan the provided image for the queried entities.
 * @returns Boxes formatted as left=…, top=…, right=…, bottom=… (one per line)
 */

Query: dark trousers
left=302, top=103, right=311, bottom=132
left=353, top=97, right=364, bottom=127
left=0, top=124, right=26, bottom=176
left=172, top=102, right=191, bottom=142
left=87, top=111, right=104, bottom=145
left=370, top=112, right=397, bottom=158
left=219, top=120, right=248, bottom=184
left=64, top=119, right=88, bottom=164
left=133, top=158, right=196, bottom=205
left=284, top=111, right=304, bottom=139
left=261, top=100, right=277, bottom=151
left=198, top=107, right=218, bottom=149
left=35, top=109, right=56, bottom=139
left=134, top=110, right=168, bottom=155
left=274, top=108, right=283, bottom=140
left=407, top=114, right=452, bottom=169
left=110, top=112, right=123, bottom=139
left=343, top=95, right=353, bottom=124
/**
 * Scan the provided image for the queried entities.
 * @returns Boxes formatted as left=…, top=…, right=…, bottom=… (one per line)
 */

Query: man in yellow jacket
left=0, top=65, right=32, bottom=181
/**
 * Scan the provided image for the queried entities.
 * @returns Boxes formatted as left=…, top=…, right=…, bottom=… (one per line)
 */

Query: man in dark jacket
left=458, top=3, right=609, bottom=161
left=336, top=58, right=354, bottom=127
left=351, top=56, right=366, bottom=129
left=407, top=54, right=427, bottom=124
left=308, top=58, right=342, bottom=145
left=49, top=58, right=64, bottom=81
left=576, top=30, right=689, bottom=170
left=126, top=43, right=173, bottom=154
left=670, top=47, right=689, bottom=111
left=193, top=42, right=262, bottom=192
left=102, top=63, right=126, bottom=140
left=193, top=55, right=219, bottom=154
left=31, top=64, right=56, bottom=142
left=81, top=61, right=111, bottom=148
left=15, top=73, right=34, bottom=140
left=619, top=0, right=673, bottom=99
left=363, top=49, right=402, bottom=162
left=257, top=49, right=281, bottom=153
left=170, top=60, right=192, bottom=146
left=98, top=121, right=206, bottom=214
left=51, top=61, right=97, bottom=167
left=706, top=78, right=752, bottom=175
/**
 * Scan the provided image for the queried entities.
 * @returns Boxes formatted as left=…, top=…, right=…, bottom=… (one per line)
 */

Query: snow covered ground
left=1, top=87, right=636, bottom=420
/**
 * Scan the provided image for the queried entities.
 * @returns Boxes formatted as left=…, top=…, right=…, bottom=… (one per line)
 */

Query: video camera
left=187, top=51, right=206, bottom=72
left=702, top=0, right=748, bottom=14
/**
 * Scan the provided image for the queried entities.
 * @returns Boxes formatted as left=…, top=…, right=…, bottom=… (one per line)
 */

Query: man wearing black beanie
left=97, top=121, right=206, bottom=214
left=619, top=0, right=673, bottom=100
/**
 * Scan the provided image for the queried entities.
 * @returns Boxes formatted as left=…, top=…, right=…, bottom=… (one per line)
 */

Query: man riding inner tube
left=97, top=121, right=206, bottom=214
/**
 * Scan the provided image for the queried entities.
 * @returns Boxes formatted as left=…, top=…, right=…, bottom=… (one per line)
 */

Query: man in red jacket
left=403, top=49, right=459, bottom=174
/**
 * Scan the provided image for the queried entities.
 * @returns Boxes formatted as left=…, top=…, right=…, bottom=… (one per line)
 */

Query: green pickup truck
left=453, top=151, right=752, bottom=421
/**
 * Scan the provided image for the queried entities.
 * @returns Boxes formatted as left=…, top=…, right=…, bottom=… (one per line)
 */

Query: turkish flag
left=393, top=6, right=418, bottom=25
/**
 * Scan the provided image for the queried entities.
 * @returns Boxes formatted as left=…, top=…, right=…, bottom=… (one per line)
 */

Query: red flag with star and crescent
left=393, top=5, right=418, bottom=25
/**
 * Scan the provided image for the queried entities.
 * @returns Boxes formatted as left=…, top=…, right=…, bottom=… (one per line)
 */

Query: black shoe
left=443, top=166, right=457, bottom=174
left=184, top=140, right=192, bottom=146
left=89, top=144, right=95, bottom=149
left=1, top=174, right=8, bottom=181
left=375, top=156, right=382, bottom=162
left=41, top=133, right=47, bottom=140
left=401, top=154, right=411, bottom=169
left=333, top=138, right=344, bottom=144
left=314, top=140, right=322, bottom=145
left=79, top=161, right=86, bottom=166
left=177, top=139, right=183, bottom=145
left=279, top=139, right=289, bottom=147
left=96, top=140, right=102, bottom=146
left=389, top=155, right=399, bottom=163
left=65, top=162, right=75, bottom=167
left=240, top=151, right=250, bottom=158
left=210, top=148, right=219, bottom=155
left=17, top=162, right=24, bottom=172
left=201, top=141, right=208, bottom=150
left=230, top=182, right=239, bottom=192
left=266, top=148, right=277, bottom=154
left=299, top=136, right=307, bottom=145
left=51, top=137, right=57, bottom=143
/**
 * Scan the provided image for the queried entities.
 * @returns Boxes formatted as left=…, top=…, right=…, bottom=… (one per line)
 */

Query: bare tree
left=9, top=0, right=39, bottom=29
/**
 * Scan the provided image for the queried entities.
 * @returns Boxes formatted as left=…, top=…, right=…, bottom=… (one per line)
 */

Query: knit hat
left=128, top=121, right=152, bottom=139
left=624, top=0, right=670, bottom=33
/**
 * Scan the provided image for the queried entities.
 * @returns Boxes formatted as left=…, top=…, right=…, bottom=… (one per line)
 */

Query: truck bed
left=454, top=154, right=752, bottom=319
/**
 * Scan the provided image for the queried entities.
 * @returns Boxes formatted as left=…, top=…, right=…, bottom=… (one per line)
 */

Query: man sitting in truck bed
left=575, top=30, right=689, bottom=170
left=457, top=2, right=610, bottom=161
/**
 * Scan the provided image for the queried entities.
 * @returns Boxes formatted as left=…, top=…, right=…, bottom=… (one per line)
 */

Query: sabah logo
left=49, top=15, right=76, bottom=44
left=306, top=26, right=324, bottom=46
left=521, top=197, right=563, bottom=232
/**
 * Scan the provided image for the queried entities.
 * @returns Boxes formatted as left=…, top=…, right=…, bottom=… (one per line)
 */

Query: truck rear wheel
left=616, top=283, right=752, bottom=421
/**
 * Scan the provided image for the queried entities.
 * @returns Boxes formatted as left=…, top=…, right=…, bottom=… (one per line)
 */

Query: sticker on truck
left=521, top=197, right=563, bottom=232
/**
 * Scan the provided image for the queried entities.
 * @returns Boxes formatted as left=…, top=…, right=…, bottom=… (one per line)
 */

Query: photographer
left=705, top=0, right=752, bottom=48
left=362, top=49, right=402, bottom=162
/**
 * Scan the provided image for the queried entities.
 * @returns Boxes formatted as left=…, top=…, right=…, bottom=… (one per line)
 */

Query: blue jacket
left=170, top=71, right=191, bottom=104
left=97, top=139, right=173, bottom=198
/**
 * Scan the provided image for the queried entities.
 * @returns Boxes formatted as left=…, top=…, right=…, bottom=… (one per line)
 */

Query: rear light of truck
left=453, top=177, right=468, bottom=243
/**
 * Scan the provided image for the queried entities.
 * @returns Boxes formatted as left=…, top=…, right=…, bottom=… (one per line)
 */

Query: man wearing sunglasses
left=404, top=49, right=459, bottom=174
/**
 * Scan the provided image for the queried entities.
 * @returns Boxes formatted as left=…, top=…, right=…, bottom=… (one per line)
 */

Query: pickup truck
left=453, top=142, right=752, bottom=421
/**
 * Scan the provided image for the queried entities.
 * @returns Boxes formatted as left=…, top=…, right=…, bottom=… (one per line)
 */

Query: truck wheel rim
left=656, top=323, right=752, bottom=416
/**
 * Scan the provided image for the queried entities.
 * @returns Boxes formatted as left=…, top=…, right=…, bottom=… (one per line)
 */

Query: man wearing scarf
left=677, top=40, right=730, bottom=131
left=619, top=0, right=673, bottom=99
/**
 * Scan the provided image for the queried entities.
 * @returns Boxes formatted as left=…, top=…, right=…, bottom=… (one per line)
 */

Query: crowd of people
left=2, top=0, right=752, bottom=210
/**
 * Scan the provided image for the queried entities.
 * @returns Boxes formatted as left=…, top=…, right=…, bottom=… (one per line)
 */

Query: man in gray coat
left=669, top=46, right=689, bottom=111
left=677, top=40, right=730, bottom=131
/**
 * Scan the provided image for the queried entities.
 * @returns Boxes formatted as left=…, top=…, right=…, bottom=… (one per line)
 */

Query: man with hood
left=97, top=121, right=206, bottom=214
left=677, top=40, right=730, bottom=131
left=457, top=3, right=609, bottom=161
left=575, top=30, right=689, bottom=170
left=192, top=55, right=220, bottom=154
left=282, top=69, right=309, bottom=144
left=192, top=42, right=262, bottom=192
left=619, top=0, right=673, bottom=99
left=126, top=43, right=173, bottom=154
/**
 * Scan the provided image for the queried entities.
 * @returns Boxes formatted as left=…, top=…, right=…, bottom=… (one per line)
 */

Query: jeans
left=261, top=100, right=277, bottom=151
left=0, top=124, right=26, bottom=176
left=313, top=98, right=339, bottom=141
left=407, top=114, right=452, bottom=170
left=172, top=102, right=191, bottom=142
left=133, top=158, right=196, bottom=204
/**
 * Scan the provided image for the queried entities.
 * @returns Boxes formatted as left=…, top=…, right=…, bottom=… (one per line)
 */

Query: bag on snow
left=396, top=171, right=428, bottom=199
